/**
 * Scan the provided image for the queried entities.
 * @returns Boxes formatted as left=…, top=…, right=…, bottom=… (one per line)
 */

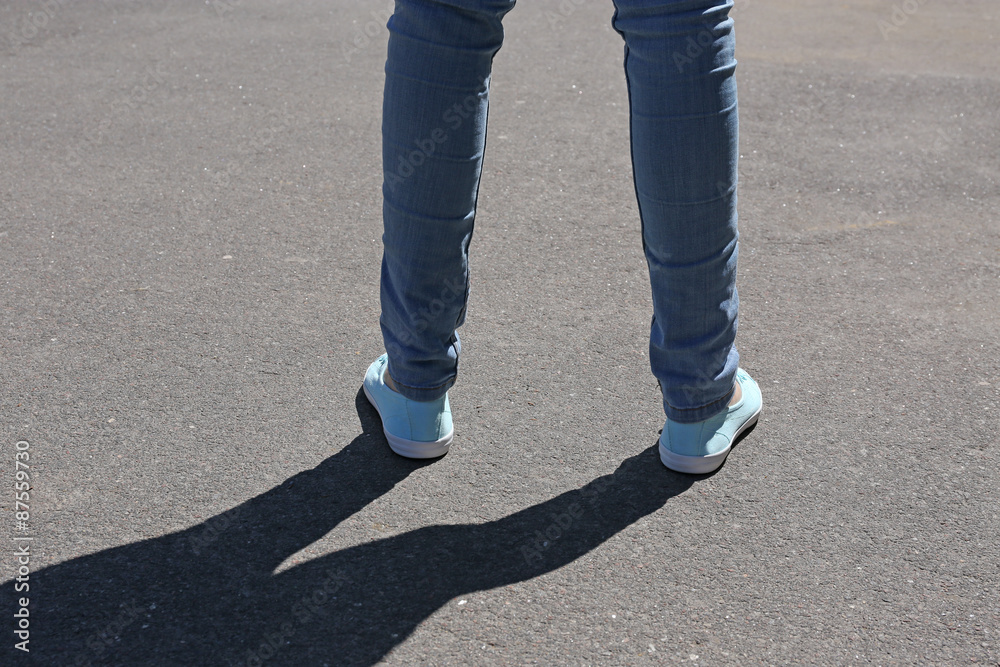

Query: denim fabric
left=379, top=0, right=740, bottom=423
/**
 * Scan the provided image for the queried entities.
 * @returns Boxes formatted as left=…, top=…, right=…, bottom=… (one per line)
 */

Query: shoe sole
left=363, top=384, right=453, bottom=459
left=658, top=407, right=760, bottom=475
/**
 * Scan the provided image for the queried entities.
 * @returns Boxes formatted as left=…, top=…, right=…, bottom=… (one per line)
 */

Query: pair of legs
left=367, top=0, right=760, bottom=472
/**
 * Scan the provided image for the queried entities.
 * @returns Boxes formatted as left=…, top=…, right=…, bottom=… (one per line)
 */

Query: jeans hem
left=663, top=384, right=735, bottom=424
left=387, top=364, right=456, bottom=402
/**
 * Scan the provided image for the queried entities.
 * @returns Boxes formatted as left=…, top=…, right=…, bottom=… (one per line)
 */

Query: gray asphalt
left=2, top=1, right=998, bottom=665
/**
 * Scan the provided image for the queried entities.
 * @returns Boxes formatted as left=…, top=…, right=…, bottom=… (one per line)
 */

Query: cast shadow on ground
left=5, top=390, right=698, bottom=666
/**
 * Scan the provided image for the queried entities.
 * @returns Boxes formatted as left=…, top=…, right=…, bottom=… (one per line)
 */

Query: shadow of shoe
left=7, top=392, right=697, bottom=666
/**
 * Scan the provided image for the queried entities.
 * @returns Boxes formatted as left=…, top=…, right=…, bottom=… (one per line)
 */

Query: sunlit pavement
left=2, top=1, right=997, bottom=664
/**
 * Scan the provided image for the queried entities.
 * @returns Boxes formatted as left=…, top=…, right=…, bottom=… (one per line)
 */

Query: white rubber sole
left=363, top=384, right=453, bottom=459
left=659, top=410, right=760, bottom=474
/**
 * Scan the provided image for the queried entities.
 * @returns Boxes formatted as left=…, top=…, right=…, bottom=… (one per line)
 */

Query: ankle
left=729, top=381, right=742, bottom=406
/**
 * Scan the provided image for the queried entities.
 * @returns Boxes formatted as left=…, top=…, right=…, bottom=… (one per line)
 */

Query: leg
left=380, top=0, right=516, bottom=402
left=366, top=0, right=516, bottom=458
left=611, top=0, right=760, bottom=471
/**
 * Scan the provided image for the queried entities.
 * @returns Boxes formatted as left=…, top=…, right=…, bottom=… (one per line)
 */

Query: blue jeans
left=379, top=0, right=740, bottom=423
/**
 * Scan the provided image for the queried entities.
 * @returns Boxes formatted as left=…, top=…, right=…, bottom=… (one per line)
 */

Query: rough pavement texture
left=1, top=0, right=998, bottom=665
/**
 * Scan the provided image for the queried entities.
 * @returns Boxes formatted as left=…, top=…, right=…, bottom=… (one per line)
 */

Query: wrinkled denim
left=379, top=0, right=740, bottom=423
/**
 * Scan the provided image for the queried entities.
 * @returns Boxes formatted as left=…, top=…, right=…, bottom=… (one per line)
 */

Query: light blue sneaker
left=363, top=354, right=453, bottom=459
left=659, top=368, right=762, bottom=474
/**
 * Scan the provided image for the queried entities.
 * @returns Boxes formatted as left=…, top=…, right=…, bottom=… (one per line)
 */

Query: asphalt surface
left=2, top=1, right=998, bottom=665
